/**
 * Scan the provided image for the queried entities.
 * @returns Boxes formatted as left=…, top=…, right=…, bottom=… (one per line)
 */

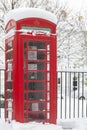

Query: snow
left=1, top=118, right=87, bottom=130
left=5, top=8, right=57, bottom=26
left=5, top=28, right=55, bottom=40
left=5, top=28, right=15, bottom=39
left=58, top=66, right=87, bottom=72
left=59, top=118, right=87, bottom=130
left=0, top=120, right=62, bottom=130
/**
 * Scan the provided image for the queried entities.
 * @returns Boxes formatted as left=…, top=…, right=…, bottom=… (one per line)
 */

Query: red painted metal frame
left=5, top=18, right=57, bottom=124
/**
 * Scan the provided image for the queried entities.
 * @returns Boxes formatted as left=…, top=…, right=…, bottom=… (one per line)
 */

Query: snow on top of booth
left=5, top=8, right=57, bottom=26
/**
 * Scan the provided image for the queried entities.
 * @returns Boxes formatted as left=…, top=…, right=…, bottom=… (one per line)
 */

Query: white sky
left=60, top=0, right=87, bottom=12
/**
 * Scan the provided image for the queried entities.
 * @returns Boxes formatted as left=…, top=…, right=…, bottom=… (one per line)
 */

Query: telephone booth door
left=24, top=38, right=50, bottom=122
left=17, top=34, right=57, bottom=123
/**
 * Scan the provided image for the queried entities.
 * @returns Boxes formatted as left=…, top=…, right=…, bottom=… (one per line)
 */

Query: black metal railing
left=57, top=70, right=87, bottom=119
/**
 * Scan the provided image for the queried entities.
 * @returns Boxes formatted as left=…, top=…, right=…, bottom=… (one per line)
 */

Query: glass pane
left=28, top=62, right=46, bottom=70
left=37, top=52, right=46, bottom=60
left=28, top=82, right=45, bottom=90
left=28, top=72, right=37, bottom=80
left=28, top=41, right=46, bottom=50
left=28, top=102, right=39, bottom=111
left=28, top=92, right=45, bottom=100
left=28, top=102, right=45, bottom=111
left=7, top=52, right=12, bottom=60
left=39, top=102, right=45, bottom=110
left=7, top=42, right=12, bottom=50
left=8, top=92, right=12, bottom=99
left=28, top=51, right=46, bottom=60
left=28, top=112, right=45, bottom=121
left=8, top=62, right=12, bottom=70
left=8, top=82, right=12, bottom=89
left=28, top=72, right=46, bottom=80
left=28, top=63, right=37, bottom=70
left=8, top=100, right=12, bottom=108
left=8, top=72, right=12, bottom=80
left=28, top=51, right=37, bottom=60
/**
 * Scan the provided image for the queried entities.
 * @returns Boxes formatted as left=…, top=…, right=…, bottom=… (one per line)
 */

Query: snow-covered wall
left=5, top=8, right=57, bottom=26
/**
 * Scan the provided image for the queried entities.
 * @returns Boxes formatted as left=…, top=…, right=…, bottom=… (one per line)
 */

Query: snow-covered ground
left=0, top=118, right=87, bottom=130
left=0, top=120, right=62, bottom=130
left=59, top=118, right=87, bottom=130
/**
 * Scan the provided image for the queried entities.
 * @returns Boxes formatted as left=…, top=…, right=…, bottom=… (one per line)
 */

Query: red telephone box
left=5, top=8, right=57, bottom=124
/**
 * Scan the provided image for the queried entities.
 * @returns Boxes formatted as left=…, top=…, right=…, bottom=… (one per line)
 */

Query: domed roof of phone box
left=5, top=8, right=57, bottom=26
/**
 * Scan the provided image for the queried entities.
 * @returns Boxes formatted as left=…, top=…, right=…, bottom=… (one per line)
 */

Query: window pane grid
left=24, top=40, right=50, bottom=122
left=5, top=41, right=13, bottom=121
